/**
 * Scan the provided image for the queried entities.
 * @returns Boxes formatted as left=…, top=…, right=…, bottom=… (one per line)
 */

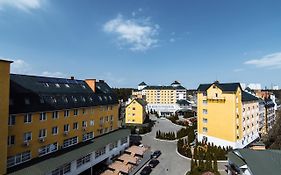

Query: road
left=136, top=116, right=227, bottom=175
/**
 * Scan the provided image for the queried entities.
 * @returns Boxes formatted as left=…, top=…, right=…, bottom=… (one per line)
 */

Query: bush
left=156, top=130, right=176, bottom=140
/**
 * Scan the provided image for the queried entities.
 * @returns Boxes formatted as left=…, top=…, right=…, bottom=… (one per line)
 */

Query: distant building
left=272, top=85, right=279, bottom=90
left=0, top=59, right=130, bottom=175
left=258, top=100, right=266, bottom=135
left=247, top=83, right=262, bottom=90
left=264, top=98, right=276, bottom=132
left=132, top=81, right=188, bottom=116
left=227, top=149, right=281, bottom=175
left=197, top=82, right=260, bottom=148
left=125, top=98, right=147, bottom=124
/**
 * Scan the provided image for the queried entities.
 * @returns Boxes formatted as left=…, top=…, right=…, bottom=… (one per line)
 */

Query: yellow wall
left=0, top=60, right=11, bottom=174
left=144, top=89, right=176, bottom=104
left=8, top=104, right=119, bottom=162
left=198, top=84, right=241, bottom=142
left=125, top=100, right=145, bottom=124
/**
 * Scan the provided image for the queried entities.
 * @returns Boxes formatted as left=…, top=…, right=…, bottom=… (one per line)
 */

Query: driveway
left=136, top=115, right=227, bottom=175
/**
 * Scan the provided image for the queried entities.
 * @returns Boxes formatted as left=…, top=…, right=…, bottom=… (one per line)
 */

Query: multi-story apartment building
left=125, top=98, right=147, bottom=124
left=0, top=59, right=130, bottom=175
left=264, top=98, right=276, bottom=132
left=197, top=82, right=260, bottom=149
left=132, top=81, right=187, bottom=115
left=258, top=100, right=266, bottom=135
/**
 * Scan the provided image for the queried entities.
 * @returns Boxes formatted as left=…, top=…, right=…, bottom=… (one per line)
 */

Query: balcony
left=207, top=96, right=226, bottom=103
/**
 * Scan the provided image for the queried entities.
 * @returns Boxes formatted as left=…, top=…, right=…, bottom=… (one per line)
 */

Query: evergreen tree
left=213, top=155, right=218, bottom=172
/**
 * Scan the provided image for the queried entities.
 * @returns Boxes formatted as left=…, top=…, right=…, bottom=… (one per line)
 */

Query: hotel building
left=0, top=59, right=130, bottom=175
left=197, top=82, right=260, bottom=149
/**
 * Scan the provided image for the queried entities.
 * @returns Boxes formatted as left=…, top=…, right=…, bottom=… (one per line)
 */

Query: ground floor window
left=7, top=151, right=31, bottom=168
left=82, top=132, right=94, bottom=142
left=38, top=142, right=58, bottom=157
left=76, top=154, right=91, bottom=168
left=63, top=136, right=78, bottom=148
left=109, top=141, right=118, bottom=151
left=51, top=163, right=71, bottom=175
left=121, top=137, right=128, bottom=145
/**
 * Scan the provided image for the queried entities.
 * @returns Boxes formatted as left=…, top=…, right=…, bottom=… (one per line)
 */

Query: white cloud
left=0, top=0, right=43, bottom=11
left=41, top=71, right=66, bottom=78
left=244, top=52, right=281, bottom=69
left=10, top=59, right=32, bottom=74
left=103, top=14, right=159, bottom=51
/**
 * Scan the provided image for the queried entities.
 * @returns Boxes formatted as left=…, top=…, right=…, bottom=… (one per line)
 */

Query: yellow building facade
left=125, top=98, right=147, bottom=124
left=0, top=59, right=12, bottom=175
left=197, top=82, right=260, bottom=148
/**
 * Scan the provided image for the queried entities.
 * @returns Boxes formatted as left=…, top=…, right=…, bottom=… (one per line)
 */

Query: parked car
left=140, top=166, right=152, bottom=175
left=149, top=159, right=159, bottom=168
left=151, top=150, right=161, bottom=159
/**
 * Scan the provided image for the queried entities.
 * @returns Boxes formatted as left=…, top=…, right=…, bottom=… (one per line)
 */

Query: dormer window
left=98, top=96, right=102, bottom=101
left=51, top=97, right=57, bottom=103
left=81, top=97, right=86, bottom=102
left=40, top=98, right=45, bottom=104
left=109, top=96, right=112, bottom=101
left=55, top=83, right=60, bottom=88
left=65, top=84, right=70, bottom=88
left=89, top=97, right=93, bottom=102
left=104, top=96, right=107, bottom=101
left=81, top=85, right=86, bottom=89
left=25, top=98, right=30, bottom=105
left=43, top=83, right=49, bottom=87
left=64, top=97, right=68, bottom=103
left=72, top=96, right=78, bottom=103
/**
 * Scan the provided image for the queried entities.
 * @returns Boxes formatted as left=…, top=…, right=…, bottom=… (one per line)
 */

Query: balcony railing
left=207, top=96, right=226, bottom=103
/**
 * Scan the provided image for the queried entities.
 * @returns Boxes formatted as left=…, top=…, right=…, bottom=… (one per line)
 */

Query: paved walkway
left=137, top=115, right=227, bottom=175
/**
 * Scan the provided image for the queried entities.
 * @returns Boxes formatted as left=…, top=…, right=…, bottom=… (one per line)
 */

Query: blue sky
left=0, top=0, right=281, bottom=89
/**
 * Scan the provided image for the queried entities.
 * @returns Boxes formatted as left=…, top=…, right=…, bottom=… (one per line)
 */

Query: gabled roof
left=228, top=149, right=281, bottom=175
left=242, top=91, right=259, bottom=102
left=171, top=81, right=181, bottom=85
left=138, top=82, right=147, bottom=86
left=197, top=82, right=241, bottom=92
left=9, top=74, right=118, bottom=114
left=176, top=99, right=191, bottom=105
left=127, top=98, right=147, bottom=107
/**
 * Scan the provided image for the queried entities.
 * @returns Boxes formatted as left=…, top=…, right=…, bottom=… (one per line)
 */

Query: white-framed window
left=76, top=154, right=91, bottom=168
left=90, top=120, right=94, bottom=126
left=82, top=121, right=87, bottom=127
left=23, top=132, right=32, bottom=142
left=203, top=100, right=207, bottom=105
left=121, top=137, right=128, bottom=145
left=64, top=110, right=69, bottom=117
left=63, top=136, right=78, bottom=148
left=82, top=132, right=94, bottom=142
left=74, top=109, right=78, bottom=116
left=38, top=142, right=58, bottom=157
left=203, top=109, right=208, bottom=114
left=203, top=118, right=208, bottom=124
left=52, top=111, right=59, bottom=119
left=203, top=127, right=208, bottom=133
left=109, top=141, right=118, bottom=151
left=40, top=112, right=47, bottom=121
left=64, top=124, right=70, bottom=132
left=95, top=146, right=106, bottom=158
left=51, top=163, right=71, bottom=175
left=7, top=151, right=31, bottom=168
left=73, top=122, right=78, bottom=130
left=24, top=114, right=32, bottom=123
left=52, top=126, right=58, bottom=135
left=39, top=129, right=47, bottom=138
left=8, top=135, right=15, bottom=146
left=8, top=115, right=16, bottom=126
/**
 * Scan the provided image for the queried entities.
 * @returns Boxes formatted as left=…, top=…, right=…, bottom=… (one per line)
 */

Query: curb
left=154, top=138, right=178, bottom=142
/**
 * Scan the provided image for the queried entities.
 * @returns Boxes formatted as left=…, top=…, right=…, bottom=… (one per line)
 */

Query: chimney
left=85, top=79, right=96, bottom=92
left=70, top=76, right=75, bottom=80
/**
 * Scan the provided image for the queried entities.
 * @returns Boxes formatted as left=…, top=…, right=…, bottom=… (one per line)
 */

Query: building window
left=203, top=109, right=208, bottom=114
left=51, top=163, right=71, bottom=175
left=8, top=135, right=15, bottom=146
left=203, top=127, right=208, bottom=133
left=8, top=115, right=16, bottom=126
left=7, top=151, right=31, bottom=168
left=109, top=141, right=118, bottom=151
left=39, top=129, right=47, bottom=138
left=38, top=143, right=58, bottom=157
left=105, top=116, right=109, bottom=122
left=203, top=100, right=207, bottom=105
left=64, top=124, right=70, bottom=133
left=203, top=92, right=207, bottom=96
left=82, top=132, right=94, bottom=142
left=73, top=122, right=78, bottom=130
left=132, top=107, right=136, bottom=110
left=203, top=118, right=208, bottom=123
left=52, top=126, right=58, bottom=135
left=82, top=108, right=86, bottom=114
left=24, top=114, right=32, bottom=123
left=90, top=120, right=94, bottom=126
left=52, top=111, right=59, bottom=119
left=63, top=137, right=78, bottom=148
left=23, top=132, right=32, bottom=142
left=121, top=137, right=128, bottom=145
left=74, top=109, right=78, bottom=116
left=64, top=110, right=69, bottom=117
left=95, top=146, right=106, bottom=158
left=82, top=121, right=87, bottom=127
left=77, top=154, right=91, bottom=168
left=110, top=115, right=113, bottom=121
left=40, top=112, right=47, bottom=121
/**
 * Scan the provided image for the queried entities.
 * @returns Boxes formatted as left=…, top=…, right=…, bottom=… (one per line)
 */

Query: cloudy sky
left=0, top=0, right=281, bottom=89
